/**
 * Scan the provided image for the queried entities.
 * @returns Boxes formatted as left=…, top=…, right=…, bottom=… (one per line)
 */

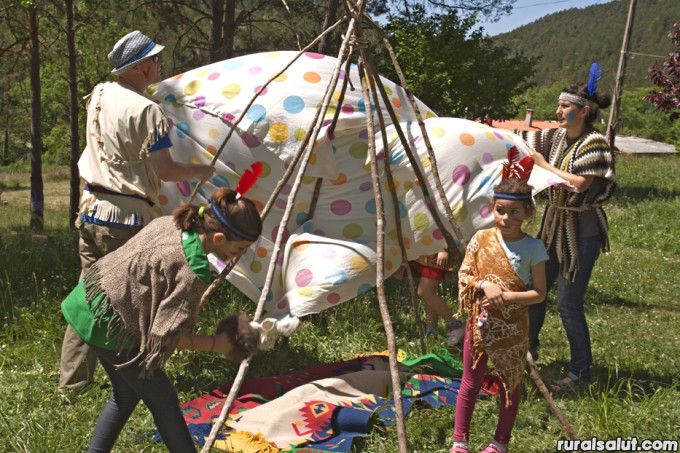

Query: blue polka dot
left=398, top=201, right=407, bottom=218
left=283, top=96, right=305, bottom=114
left=358, top=99, right=375, bottom=115
left=257, top=287, right=274, bottom=301
left=478, top=176, right=493, bottom=191
left=246, top=105, right=267, bottom=123
left=357, top=283, right=373, bottom=296
left=164, top=94, right=177, bottom=103
left=176, top=122, right=190, bottom=138
left=365, top=199, right=376, bottom=215
left=213, top=174, right=230, bottom=188
left=296, top=212, right=308, bottom=226
left=190, top=181, right=206, bottom=198
left=389, top=149, right=404, bottom=165
left=324, top=269, right=347, bottom=285
left=223, top=59, right=244, bottom=70
left=303, top=222, right=312, bottom=233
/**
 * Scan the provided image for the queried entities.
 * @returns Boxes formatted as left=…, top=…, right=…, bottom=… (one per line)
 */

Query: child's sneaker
left=446, top=318, right=464, bottom=346
left=450, top=441, right=469, bottom=452
left=425, top=326, right=438, bottom=338
left=479, top=442, right=508, bottom=453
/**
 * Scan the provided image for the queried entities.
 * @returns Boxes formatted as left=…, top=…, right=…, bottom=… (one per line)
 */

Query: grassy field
left=1, top=155, right=679, bottom=452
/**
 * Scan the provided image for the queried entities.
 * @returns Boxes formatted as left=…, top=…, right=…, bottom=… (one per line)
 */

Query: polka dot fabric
left=150, top=51, right=566, bottom=317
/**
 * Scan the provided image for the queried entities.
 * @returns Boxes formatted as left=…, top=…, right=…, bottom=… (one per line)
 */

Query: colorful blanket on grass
left=157, top=352, right=497, bottom=452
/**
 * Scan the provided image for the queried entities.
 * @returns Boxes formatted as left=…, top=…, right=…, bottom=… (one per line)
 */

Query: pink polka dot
left=255, top=85, right=268, bottom=96
left=195, top=96, right=206, bottom=108
left=295, top=269, right=313, bottom=286
left=242, top=132, right=261, bottom=148
left=321, top=249, right=336, bottom=259
left=358, top=129, right=369, bottom=139
left=249, top=66, right=262, bottom=75
left=330, top=199, right=352, bottom=215
left=327, top=293, right=340, bottom=304
left=339, top=70, right=345, bottom=79
left=167, top=118, right=174, bottom=128
left=494, top=132, right=504, bottom=140
left=208, top=72, right=220, bottom=81
left=225, top=161, right=236, bottom=171
left=482, top=152, right=494, bottom=165
left=432, top=229, right=443, bottom=240
left=342, top=104, right=354, bottom=114
left=304, top=52, right=325, bottom=59
left=452, top=165, right=471, bottom=186
left=192, top=110, right=205, bottom=121
left=359, top=182, right=372, bottom=192
left=277, top=255, right=284, bottom=266
left=275, top=199, right=287, bottom=210
left=271, top=226, right=290, bottom=243
left=313, top=229, right=326, bottom=236
left=222, top=113, right=235, bottom=123
left=480, top=204, right=493, bottom=218
left=281, top=184, right=292, bottom=195
left=176, top=180, right=190, bottom=197
left=277, top=298, right=289, bottom=309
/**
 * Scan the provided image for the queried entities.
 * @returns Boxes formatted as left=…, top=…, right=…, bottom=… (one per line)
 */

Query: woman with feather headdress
left=521, top=64, right=617, bottom=394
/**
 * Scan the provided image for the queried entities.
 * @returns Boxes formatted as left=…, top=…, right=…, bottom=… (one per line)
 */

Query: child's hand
left=480, top=281, right=510, bottom=309
left=436, top=251, right=449, bottom=267
left=216, top=313, right=260, bottom=362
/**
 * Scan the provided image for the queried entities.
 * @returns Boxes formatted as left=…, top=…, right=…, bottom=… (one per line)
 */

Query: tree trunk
left=209, top=0, right=236, bottom=62
left=317, top=0, right=339, bottom=55
left=65, top=0, right=80, bottom=229
left=27, top=7, right=44, bottom=231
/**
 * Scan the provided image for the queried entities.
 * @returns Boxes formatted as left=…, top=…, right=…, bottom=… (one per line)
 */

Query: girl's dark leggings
left=88, top=345, right=196, bottom=453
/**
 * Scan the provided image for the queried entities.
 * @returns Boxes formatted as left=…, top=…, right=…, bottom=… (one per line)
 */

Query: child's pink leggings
left=453, top=327, right=522, bottom=445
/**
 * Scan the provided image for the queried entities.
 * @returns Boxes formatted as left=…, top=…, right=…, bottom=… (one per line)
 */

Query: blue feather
left=588, top=63, right=602, bottom=96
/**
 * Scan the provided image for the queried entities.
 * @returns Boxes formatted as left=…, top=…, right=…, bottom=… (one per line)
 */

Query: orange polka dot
left=330, top=173, right=347, bottom=185
left=257, top=247, right=268, bottom=258
left=460, top=133, right=475, bottom=146
left=206, top=145, right=217, bottom=156
left=253, top=199, right=264, bottom=212
left=158, top=194, right=168, bottom=205
left=304, top=72, right=321, bottom=84
left=293, top=240, right=310, bottom=251
left=385, top=261, right=393, bottom=271
left=403, top=237, right=411, bottom=250
left=392, top=98, right=402, bottom=108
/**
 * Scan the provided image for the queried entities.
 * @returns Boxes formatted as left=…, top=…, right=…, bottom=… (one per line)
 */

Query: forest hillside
left=492, top=0, right=679, bottom=91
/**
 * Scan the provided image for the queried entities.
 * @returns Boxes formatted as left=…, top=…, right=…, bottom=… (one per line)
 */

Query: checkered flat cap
left=108, top=30, right=164, bottom=75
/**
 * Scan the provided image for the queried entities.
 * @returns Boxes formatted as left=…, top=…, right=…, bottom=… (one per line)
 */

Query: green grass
left=1, top=155, right=680, bottom=452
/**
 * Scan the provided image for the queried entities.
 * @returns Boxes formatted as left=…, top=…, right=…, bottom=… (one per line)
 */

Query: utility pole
left=606, top=0, right=637, bottom=150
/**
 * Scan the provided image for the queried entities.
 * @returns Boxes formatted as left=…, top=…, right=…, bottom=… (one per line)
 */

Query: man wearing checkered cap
left=58, top=30, right=215, bottom=391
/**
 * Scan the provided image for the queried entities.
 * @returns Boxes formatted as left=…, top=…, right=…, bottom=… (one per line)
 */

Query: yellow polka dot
left=222, top=83, right=241, bottom=99
left=147, top=84, right=158, bottom=95
left=298, top=202, right=309, bottom=211
left=451, top=202, right=468, bottom=222
left=152, top=206, right=163, bottom=216
left=404, top=181, right=414, bottom=192
left=460, top=133, right=475, bottom=146
left=485, top=132, right=496, bottom=141
left=209, top=129, right=220, bottom=139
left=260, top=161, right=272, bottom=178
left=384, top=86, right=393, bottom=96
left=425, top=111, right=436, bottom=119
left=413, top=212, right=430, bottom=232
left=188, top=155, right=203, bottom=165
left=273, top=72, right=287, bottom=82
left=298, top=287, right=314, bottom=298
left=430, top=127, right=445, bottom=138
left=309, top=153, right=317, bottom=165
left=294, top=128, right=307, bottom=141
left=421, top=236, right=432, bottom=246
left=349, top=142, right=368, bottom=159
left=421, top=156, right=431, bottom=168
left=390, top=246, right=398, bottom=256
left=333, top=92, right=341, bottom=102
left=324, top=102, right=336, bottom=118
left=389, top=131, right=399, bottom=142
left=202, top=149, right=213, bottom=161
left=197, top=69, right=210, bottom=78
left=267, top=52, right=279, bottom=58
left=386, top=229, right=397, bottom=240
left=350, top=256, right=370, bottom=273
left=184, top=80, right=202, bottom=96
left=302, top=175, right=316, bottom=184
left=269, top=122, right=289, bottom=143
left=250, top=261, right=262, bottom=273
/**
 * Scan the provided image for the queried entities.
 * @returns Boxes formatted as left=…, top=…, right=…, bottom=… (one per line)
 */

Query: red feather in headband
left=235, top=161, right=263, bottom=197
left=501, top=146, right=534, bottom=180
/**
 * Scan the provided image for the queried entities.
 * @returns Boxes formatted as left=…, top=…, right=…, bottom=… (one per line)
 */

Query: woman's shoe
left=550, top=376, right=590, bottom=394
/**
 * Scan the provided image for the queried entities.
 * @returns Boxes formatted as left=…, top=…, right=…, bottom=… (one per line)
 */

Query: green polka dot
left=343, top=223, right=363, bottom=239
left=413, top=212, right=430, bottom=232
left=349, top=142, right=368, bottom=159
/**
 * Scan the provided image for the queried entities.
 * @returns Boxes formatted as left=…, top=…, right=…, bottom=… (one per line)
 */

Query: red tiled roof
left=489, top=119, right=559, bottom=132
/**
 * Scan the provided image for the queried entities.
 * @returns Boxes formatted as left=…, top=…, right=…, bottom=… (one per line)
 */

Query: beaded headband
left=559, top=92, right=598, bottom=112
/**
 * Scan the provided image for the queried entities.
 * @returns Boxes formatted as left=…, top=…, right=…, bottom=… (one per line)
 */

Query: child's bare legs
left=418, top=276, right=454, bottom=327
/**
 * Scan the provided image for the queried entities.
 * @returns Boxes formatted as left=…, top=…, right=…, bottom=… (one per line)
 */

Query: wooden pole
left=606, top=0, right=637, bottom=150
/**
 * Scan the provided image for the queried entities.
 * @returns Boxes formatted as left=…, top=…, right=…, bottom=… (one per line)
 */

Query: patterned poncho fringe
left=521, top=128, right=616, bottom=282
left=82, top=217, right=208, bottom=377
left=458, top=228, right=529, bottom=407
